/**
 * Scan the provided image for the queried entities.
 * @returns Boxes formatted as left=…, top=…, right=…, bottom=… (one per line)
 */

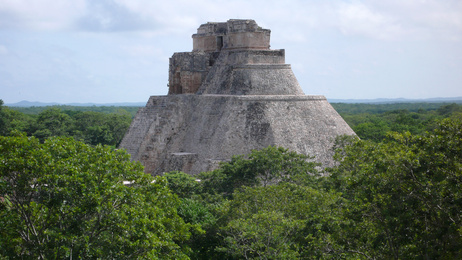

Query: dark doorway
left=216, top=36, right=223, bottom=51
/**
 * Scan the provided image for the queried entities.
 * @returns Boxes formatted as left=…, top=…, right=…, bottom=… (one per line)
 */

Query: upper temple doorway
left=217, top=36, right=223, bottom=51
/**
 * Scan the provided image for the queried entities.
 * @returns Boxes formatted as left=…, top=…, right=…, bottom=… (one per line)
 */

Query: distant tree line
left=332, top=102, right=462, bottom=142
left=0, top=100, right=134, bottom=147
left=10, top=104, right=141, bottom=117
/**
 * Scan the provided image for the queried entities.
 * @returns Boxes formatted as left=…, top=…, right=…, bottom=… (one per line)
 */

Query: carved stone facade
left=120, top=19, right=356, bottom=175
left=192, top=19, right=270, bottom=52
left=168, top=19, right=273, bottom=95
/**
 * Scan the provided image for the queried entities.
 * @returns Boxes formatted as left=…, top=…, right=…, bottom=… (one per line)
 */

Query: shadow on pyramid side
left=120, top=19, right=356, bottom=175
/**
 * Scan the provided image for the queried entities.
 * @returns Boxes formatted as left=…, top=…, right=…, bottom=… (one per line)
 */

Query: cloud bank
left=1, top=0, right=461, bottom=40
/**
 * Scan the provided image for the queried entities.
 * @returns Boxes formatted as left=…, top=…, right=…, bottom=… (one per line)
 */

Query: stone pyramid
left=120, top=19, right=355, bottom=175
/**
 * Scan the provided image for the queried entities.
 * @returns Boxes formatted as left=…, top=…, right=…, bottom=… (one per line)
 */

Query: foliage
left=30, top=108, right=74, bottom=140
left=72, top=111, right=132, bottom=146
left=198, top=146, right=320, bottom=197
left=331, top=102, right=460, bottom=115
left=218, top=183, right=346, bottom=259
left=164, top=171, right=202, bottom=199
left=1, top=100, right=35, bottom=136
left=333, top=102, right=461, bottom=142
left=4, top=100, right=462, bottom=145
left=327, top=116, right=462, bottom=259
left=9, top=105, right=141, bottom=117
left=167, top=146, right=330, bottom=259
left=0, top=134, right=193, bottom=259
left=0, top=101, right=132, bottom=147
left=0, top=100, right=6, bottom=135
left=165, top=170, right=226, bottom=260
left=219, top=210, right=304, bottom=260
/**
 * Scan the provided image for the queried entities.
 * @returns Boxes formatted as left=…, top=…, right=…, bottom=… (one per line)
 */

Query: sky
left=1, top=0, right=461, bottom=104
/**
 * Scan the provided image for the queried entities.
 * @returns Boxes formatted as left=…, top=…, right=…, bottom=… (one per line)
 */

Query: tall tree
left=328, top=117, right=462, bottom=259
left=0, top=133, right=193, bottom=259
left=31, top=108, right=73, bottom=141
left=166, top=146, right=331, bottom=259
left=198, top=146, right=320, bottom=197
left=217, top=183, right=346, bottom=259
left=0, top=99, right=8, bottom=135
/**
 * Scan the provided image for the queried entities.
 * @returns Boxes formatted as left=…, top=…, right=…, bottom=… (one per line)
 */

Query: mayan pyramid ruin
left=120, top=19, right=356, bottom=175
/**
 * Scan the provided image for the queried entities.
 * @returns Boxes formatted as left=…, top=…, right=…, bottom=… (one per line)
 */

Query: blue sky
left=1, top=0, right=461, bottom=103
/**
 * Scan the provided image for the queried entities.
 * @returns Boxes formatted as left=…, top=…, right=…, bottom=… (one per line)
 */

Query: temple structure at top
left=168, top=19, right=302, bottom=96
left=192, top=19, right=271, bottom=52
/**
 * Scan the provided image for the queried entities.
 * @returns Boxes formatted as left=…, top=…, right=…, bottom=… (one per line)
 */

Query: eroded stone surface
left=120, top=19, right=356, bottom=175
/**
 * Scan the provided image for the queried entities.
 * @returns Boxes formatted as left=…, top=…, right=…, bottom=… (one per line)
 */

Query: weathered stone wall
left=119, top=19, right=356, bottom=176
left=197, top=50, right=303, bottom=96
left=120, top=94, right=355, bottom=175
left=192, top=35, right=222, bottom=52
left=214, top=49, right=285, bottom=65
left=225, top=31, right=270, bottom=50
left=225, top=19, right=270, bottom=50
left=192, top=19, right=270, bottom=52
left=169, top=49, right=289, bottom=95
left=192, top=22, right=227, bottom=52
left=168, top=52, right=217, bottom=94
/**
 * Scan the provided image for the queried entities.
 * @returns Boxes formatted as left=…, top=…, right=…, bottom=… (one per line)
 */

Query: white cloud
left=1, top=0, right=461, bottom=42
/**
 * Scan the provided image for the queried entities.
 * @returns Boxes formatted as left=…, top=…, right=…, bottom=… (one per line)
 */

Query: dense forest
left=0, top=100, right=134, bottom=147
left=332, top=102, right=462, bottom=141
left=10, top=105, right=141, bottom=117
left=1, top=99, right=461, bottom=259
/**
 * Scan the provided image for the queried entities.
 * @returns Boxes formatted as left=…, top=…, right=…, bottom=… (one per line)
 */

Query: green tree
left=31, top=108, right=73, bottom=141
left=353, top=119, right=390, bottom=142
left=164, top=171, right=224, bottom=260
left=217, top=183, right=346, bottom=259
left=73, top=111, right=110, bottom=145
left=199, top=146, right=320, bottom=197
left=335, top=103, right=461, bottom=142
left=219, top=210, right=304, bottom=260
left=105, top=111, right=132, bottom=147
left=165, top=171, right=202, bottom=199
left=73, top=111, right=131, bottom=147
left=5, top=109, right=34, bottom=134
left=0, top=133, right=193, bottom=259
left=0, top=99, right=8, bottom=135
left=437, top=103, right=462, bottom=115
left=165, top=147, right=330, bottom=259
left=328, top=117, right=462, bottom=259
left=0, top=100, right=35, bottom=136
